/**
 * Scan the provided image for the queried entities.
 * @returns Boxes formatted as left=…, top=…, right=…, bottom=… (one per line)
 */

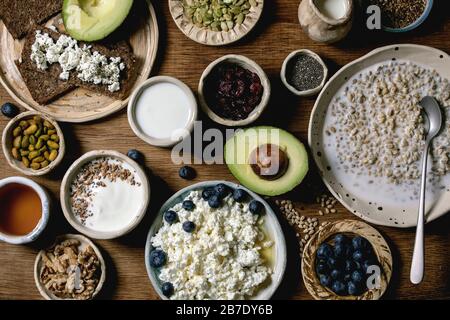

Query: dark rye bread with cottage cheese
left=0, top=0, right=62, bottom=39
left=16, top=26, right=137, bottom=105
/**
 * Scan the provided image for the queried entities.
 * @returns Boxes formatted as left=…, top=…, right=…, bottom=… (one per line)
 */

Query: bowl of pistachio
left=168, top=0, right=264, bottom=46
left=2, top=111, right=65, bottom=176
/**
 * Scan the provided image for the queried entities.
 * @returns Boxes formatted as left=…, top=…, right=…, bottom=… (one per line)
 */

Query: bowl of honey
left=0, top=177, right=50, bottom=244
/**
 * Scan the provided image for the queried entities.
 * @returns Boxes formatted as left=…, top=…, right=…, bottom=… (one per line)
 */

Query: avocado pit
left=249, top=144, right=289, bottom=181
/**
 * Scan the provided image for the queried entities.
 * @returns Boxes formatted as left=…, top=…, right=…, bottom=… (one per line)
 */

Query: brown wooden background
left=1, top=1, right=449, bottom=300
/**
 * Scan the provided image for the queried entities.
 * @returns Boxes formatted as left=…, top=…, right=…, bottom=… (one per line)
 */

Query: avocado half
left=63, top=0, right=133, bottom=42
left=225, top=126, right=309, bottom=196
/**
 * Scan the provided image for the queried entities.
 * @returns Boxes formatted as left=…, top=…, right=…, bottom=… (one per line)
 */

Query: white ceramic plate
left=145, top=181, right=287, bottom=300
left=309, top=44, right=450, bottom=228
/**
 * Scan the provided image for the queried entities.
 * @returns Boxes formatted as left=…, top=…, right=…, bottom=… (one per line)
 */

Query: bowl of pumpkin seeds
left=2, top=111, right=65, bottom=176
left=169, top=0, right=264, bottom=46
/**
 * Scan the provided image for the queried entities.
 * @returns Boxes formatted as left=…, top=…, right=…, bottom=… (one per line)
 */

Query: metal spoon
left=410, top=96, right=443, bottom=285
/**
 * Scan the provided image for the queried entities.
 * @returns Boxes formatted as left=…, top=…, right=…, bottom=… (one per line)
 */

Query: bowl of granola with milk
left=145, top=181, right=287, bottom=300
left=61, top=150, right=150, bottom=239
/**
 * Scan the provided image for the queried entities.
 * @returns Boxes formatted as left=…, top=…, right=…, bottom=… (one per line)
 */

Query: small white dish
left=34, top=234, right=106, bottom=300
left=0, top=176, right=50, bottom=245
left=128, top=76, right=198, bottom=147
left=281, top=49, right=328, bottom=97
left=145, top=180, right=287, bottom=300
left=198, top=54, right=271, bottom=127
left=60, top=150, right=150, bottom=240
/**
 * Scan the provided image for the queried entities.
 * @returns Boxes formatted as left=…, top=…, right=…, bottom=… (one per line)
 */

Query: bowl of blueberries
left=144, top=180, right=287, bottom=300
left=302, top=220, right=392, bottom=300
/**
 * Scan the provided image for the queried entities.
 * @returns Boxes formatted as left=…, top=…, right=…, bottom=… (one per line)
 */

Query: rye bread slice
left=17, top=26, right=137, bottom=105
left=17, top=26, right=76, bottom=105
left=0, top=0, right=62, bottom=39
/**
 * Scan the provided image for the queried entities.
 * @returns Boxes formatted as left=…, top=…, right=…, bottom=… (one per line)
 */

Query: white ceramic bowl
left=144, top=181, right=287, bottom=300
left=198, top=54, right=271, bottom=127
left=0, top=176, right=50, bottom=244
left=34, top=234, right=106, bottom=300
left=281, top=49, right=328, bottom=97
left=128, top=76, right=198, bottom=147
left=60, top=150, right=150, bottom=240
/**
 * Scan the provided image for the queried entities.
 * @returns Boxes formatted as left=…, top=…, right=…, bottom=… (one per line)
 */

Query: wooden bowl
left=34, top=234, right=106, bottom=300
left=281, top=49, right=328, bottom=97
left=198, top=54, right=271, bottom=127
left=168, top=0, right=264, bottom=46
left=302, top=220, right=393, bottom=300
left=60, top=150, right=150, bottom=240
left=2, top=111, right=65, bottom=176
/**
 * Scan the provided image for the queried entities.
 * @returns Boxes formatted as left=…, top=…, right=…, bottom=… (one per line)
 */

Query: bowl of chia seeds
left=281, top=49, right=328, bottom=97
left=366, top=0, right=434, bottom=33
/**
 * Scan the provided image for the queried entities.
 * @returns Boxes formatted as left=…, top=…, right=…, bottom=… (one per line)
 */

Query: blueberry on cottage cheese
left=182, top=221, right=196, bottom=233
left=1, top=103, right=19, bottom=118
left=182, top=200, right=195, bottom=211
left=149, top=250, right=167, bottom=268
left=164, top=210, right=178, bottom=224
left=179, top=166, right=196, bottom=180
left=249, top=200, right=264, bottom=215
left=202, top=187, right=215, bottom=200
left=232, top=189, right=248, bottom=203
left=208, top=195, right=222, bottom=209
left=214, top=183, right=230, bottom=199
left=161, top=282, right=174, bottom=298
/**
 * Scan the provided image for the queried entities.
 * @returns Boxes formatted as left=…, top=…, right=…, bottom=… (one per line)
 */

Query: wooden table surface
left=1, top=1, right=449, bottom=300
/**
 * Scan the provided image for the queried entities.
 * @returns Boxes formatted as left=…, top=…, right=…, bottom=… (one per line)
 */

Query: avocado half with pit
left=63, top=0, right=133, bottom=42
left=225, top=127, right=309, bottom=196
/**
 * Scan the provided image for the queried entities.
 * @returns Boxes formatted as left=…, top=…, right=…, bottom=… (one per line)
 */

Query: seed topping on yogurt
left=150, top=186, right=274, bottom=300
left=70, top=157, right=144, bottom=232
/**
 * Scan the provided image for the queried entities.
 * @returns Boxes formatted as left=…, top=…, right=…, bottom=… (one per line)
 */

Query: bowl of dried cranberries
left=198, top=54, right=271, bottom=127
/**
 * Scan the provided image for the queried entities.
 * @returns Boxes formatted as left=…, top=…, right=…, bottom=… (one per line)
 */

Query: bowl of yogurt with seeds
left=61, top=150, right=150, bottom=240
left=145, top=181, right=287, bottom=300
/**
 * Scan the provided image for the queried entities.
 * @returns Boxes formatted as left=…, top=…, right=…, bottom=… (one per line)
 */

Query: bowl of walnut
left=34, top=234, right=106, bottom=300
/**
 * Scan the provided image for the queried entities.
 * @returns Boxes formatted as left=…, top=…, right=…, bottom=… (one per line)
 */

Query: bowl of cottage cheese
left=145, top=181, right=287, bottom=300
